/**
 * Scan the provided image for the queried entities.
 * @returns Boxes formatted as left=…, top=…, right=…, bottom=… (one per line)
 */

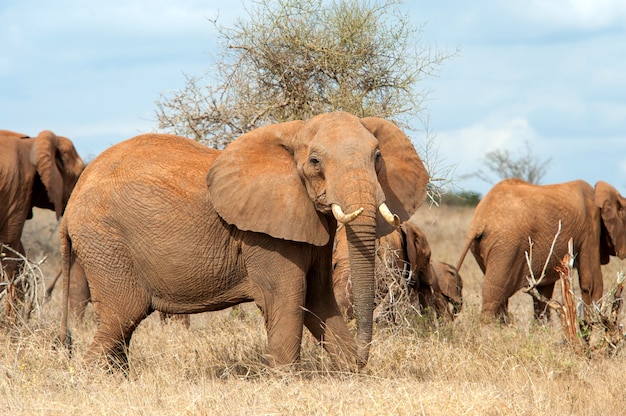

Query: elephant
left=58, top=112, right=429, bottom=371
left=333, top=219, right=463, bottom=322
left=0, top=129, right=84, bottom=283
left=456, top=178, right=626, bottom=322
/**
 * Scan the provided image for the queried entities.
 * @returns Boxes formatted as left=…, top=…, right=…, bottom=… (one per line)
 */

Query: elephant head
left=594, top=181, right=626, bottom=263
left=390, top=221, right=463, bottom=319
left=29, top=130, right=85, bottom=219
left=429, top=260, right=464, bottom=317
left=333, top=218, right=462, bottom=323
left=207, top=112, right=429, bottom=365
left=1, top=130, right=85, bottom=254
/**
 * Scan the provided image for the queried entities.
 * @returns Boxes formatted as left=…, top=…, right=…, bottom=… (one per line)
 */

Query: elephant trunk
left=344, top=204, right=377, bottom=367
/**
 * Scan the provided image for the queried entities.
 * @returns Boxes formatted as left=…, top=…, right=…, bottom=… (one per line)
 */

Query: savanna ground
left=3, top=205, right=626, bottom=415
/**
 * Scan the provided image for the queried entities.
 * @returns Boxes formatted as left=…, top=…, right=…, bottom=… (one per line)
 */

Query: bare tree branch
left=469, top=140, right=551, bottom=185
left=524, top=229, right=626, bottom=357
left=523, top=221, right=563, bottom=311
left=0, top=244, right=46, bottom=325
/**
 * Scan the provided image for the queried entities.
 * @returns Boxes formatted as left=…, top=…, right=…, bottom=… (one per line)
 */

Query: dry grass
left=2, top=206, right=626, bottom=415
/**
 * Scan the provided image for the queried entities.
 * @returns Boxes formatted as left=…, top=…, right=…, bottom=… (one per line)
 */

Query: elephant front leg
left=249, top=262, right=307, bottom=367
left=304, top=306, right=357, bottom=370
left=303, top=271, right=358, bottom=371
left=260, top=299, right=306, bottom=368
left=577, top=256, right=604, bottom=308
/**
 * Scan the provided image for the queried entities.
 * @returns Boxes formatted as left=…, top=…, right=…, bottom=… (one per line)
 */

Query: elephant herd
left=1, top=113, right=625, bottom=373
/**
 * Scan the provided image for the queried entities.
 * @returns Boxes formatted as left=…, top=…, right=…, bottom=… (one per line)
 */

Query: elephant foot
left=159, top=312, right=191, bottom=329
left=84, top=343, right=131, bottom=375
left=480, top=310, right=511, bottom=325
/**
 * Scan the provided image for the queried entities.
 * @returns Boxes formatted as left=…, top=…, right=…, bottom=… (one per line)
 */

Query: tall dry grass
left=2, top=206, right=626, bottom=415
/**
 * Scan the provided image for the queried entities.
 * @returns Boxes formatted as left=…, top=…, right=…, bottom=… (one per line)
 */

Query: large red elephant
left=59, top=112, right=429, bottom=372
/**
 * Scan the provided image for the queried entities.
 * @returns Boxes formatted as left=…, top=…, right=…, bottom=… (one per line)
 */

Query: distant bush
left=439, top=190, right=481, bottom=207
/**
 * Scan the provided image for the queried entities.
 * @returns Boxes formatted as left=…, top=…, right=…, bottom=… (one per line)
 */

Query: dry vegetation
left=2, top=206, right=626, bottom=415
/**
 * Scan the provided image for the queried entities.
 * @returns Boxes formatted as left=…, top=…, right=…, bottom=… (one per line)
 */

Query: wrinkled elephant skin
left=457, top=178, right=626, bottom=322
left=59, top=112, right=429, bottom=371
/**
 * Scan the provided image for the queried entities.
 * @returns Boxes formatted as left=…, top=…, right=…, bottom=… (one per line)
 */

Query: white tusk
left=331, top=204, right=364, bottom=224
left=379, top=203, right=400, bottom=227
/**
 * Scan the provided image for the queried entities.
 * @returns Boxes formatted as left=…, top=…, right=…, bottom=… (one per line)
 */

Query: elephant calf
left=333, top=219, right=463, bottom=322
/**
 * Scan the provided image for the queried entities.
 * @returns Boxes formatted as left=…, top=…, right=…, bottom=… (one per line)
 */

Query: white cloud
left=0, top=0, right=230, bottom=80
left=521, top=0, right=626, bottom=29
left=429, top=117, right=542, bottom=194
left=438, top=117, right=539, bottom=161
left=1, top=0, right=625, bottom=195
left=1, top=0, right=223, bottom=35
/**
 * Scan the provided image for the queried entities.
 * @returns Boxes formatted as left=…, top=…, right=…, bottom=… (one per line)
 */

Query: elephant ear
left=595, top=181, right=626, bottom=260
left=30, top=131, right=64, bottom=219
left=207, top=121, right=331, bottom=246
left=400, top=221, right=432, bottom=284
left=433, top=261, right=463, bottom=305
left=360, top=117, right=430, bottom=237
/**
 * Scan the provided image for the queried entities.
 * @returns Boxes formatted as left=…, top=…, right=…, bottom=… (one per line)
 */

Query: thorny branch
left=524, top=220, right=563, bottom=301
left=524, top=226, right=626, bottom=356
left=0, top=244, right=47, bottom=325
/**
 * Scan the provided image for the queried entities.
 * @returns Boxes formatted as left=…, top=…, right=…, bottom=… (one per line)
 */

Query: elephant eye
left=309, top=156, right=321, bottom=167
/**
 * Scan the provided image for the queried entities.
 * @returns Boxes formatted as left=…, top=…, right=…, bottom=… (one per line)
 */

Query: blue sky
left=2, top=0, right=626, bottom=195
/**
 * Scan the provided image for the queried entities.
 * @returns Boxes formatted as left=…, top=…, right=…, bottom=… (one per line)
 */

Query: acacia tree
left=155, top=0, right=456, bottom=148
left=472, top=141, right=551, bottom=185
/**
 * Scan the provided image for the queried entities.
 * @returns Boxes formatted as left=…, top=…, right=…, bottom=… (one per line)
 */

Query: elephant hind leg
left=84, top=296, right=150, bottom=373
left=481, top=278, right=512, bottom=324
left=69, top=259, right=90, bottom=324
left=532, top=283, right=555, bottom=322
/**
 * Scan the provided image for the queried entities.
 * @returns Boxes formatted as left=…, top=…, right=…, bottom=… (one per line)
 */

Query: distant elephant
left=333, top=219, right=463, bottom=322
left=456, top=178, right=626, bottom=322
left=59, top=112, right=429, bottom=371
left=0, top=129, right=84, bottom=280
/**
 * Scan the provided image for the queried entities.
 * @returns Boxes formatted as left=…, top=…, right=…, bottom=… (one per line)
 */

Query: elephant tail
left=456, top=229, right=481, bottom=271
left=44, top=269, right=62, bottom=301
left=58, top=218, right=73, bottom=352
